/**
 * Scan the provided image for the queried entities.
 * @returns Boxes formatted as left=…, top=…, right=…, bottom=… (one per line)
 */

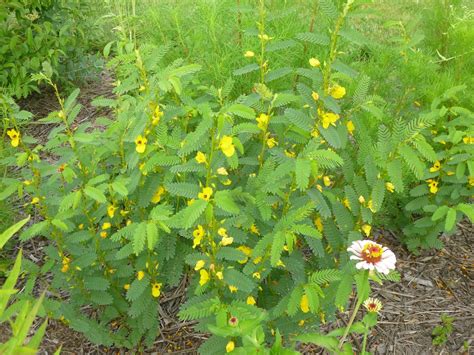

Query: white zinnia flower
left=347, top=240, right=396, bottom=274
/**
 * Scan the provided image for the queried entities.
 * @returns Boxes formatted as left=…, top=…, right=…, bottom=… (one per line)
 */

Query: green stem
left=361, top=329, right=368, bottom=354
left=338, top=270, right=368, bottom=349
left=339, top=299, right=362, bottom=349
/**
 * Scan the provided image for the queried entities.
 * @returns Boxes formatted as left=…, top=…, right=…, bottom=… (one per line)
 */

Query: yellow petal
left=226, top=341, right=235, bottom=353
left=300, top=294, right=310, bottom=313
left=194, top=260, right=205, bottom=271
left=247, top=296, right=256, bottom=305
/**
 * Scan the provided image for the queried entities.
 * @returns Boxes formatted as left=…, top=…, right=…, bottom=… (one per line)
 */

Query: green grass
left=106, top=0, right=473, bottom=108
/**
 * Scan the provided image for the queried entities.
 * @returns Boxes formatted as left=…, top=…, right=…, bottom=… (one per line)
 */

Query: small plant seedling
left=432, top=314, right=454, bottom=346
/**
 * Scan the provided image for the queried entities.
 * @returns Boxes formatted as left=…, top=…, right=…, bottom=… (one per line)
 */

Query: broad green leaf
left=1, top=216, right=30, bottom=249
left=84, top=185, right=107, bottom=204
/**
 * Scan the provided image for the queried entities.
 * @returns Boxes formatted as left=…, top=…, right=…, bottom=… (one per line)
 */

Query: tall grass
left=104, top=0, right=473, bottom=108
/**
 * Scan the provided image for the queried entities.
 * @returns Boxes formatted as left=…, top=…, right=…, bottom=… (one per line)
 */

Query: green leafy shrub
left=393, top=86, right=474, bottom=251
left=0, top=0, right=103, bottom=98
left=1, top=0, right=472, bottom=353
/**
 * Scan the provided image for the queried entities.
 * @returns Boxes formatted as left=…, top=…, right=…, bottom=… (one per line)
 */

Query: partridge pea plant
left=1, top=0, right=472, bottom=353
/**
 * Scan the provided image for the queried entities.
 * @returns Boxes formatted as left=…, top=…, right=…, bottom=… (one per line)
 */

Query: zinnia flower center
left=361, top=243, right=383, bottom=263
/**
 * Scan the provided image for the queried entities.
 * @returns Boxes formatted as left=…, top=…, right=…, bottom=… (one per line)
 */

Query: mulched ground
left=15, top=221, right=472, bottom=355
left=3, top=74, right=473, bottom=354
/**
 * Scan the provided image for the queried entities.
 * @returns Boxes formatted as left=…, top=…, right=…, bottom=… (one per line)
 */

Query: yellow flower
left=342, top=198, right=350, bottom=209
left=194, top=260, right=205, bottom=271
left=256, top=113, right=270, bottom=131
left=446, top=171, right=455, bottom=176
left=463, top=136, right=474, bottom=144
left=237, top=245, right=252, bottom=256
left=217, top=167, right=228, bottom=175
left=139, top=162, right=147, bottom=175
left=247, top=296, right=256, bottom=305
left=314, top=217, right=323, bottom=232
left=31, top=197, right=40, bottom=205
left=258, top=34, right=272, bottom=41
left=7, top=129, right=20, bottom=147
left=78, top=223, right=84, bottom=230
left=226, top=341, right=235, bottom=353
left=237, top=245, right=252, bottom=264
left=429, top=160, right=441, bottom=173
left=198, top=186, right=213, bottom=201
left=469, top=176, right=474, bottom=186
left=229, top=285, right=238, bottom=293
left=100, top=231, right=107, bottom=238
left=151, top=186, right=166, bottom=204
left=124, top=284, right=130, bottom=290
left=244, top=50, right=255, bottom=58
left=218, top=227, right=228, bottom=237
left=193, top=225, right=205, bottom=248
left=195, top=151, right=207, bottom=164
left=311, top=91, right=319, bottom=101
left=61, top=256, right=70, bottom=273
left=219, top=135, right=235, bottom=157
left=221, top=236, right=234, bottom=246
left=427, top=179, right=439, bottom=194
left=152, top=106, right=163, bottom=126
left=137, top=271, right=145, bottom=281
left=135, top=135, right=147, bottom=154
left=107, top=205, right=117, bottom=218
left=266, top=137, right=277, bottom=148
left=199, top=269, right=210, bottom=286
left=250, top=224, right=260, bottom=235
left=346, top=120, right=355, bottom=134
left=385, top=182, right=395, bottom=193
left=23, top=180, right=32, bottom=186
left=187, top=198, right=195, bottom=206
left=368, top=200, right=377, bottom=213
left=311, top=128, right=320, bottom=138
left=329, top=84, right=346, bottom=99
left=215, top=271, right=224, bottom=280
left=298, top=320, right=305, bottom=327
left=361, top=224, right=372, bottom=237
left=321, top=112, right=340, bottom=129
left=284, top=150, right=296, bottom=158
left=102, top=222, right=111, bottom=230
left=222, top=179, right=232, bottom=186
left=309, top=58, right=320, bottom=67
left=61, top=263, right=69, bottom=273
left=151, top=282, right=162, bottom=298
left=358, top=195, right=366, bottom=204
left=323, top=176, right=332, bottom=187
left=253, top=256, right=263, bottom=264
left=300, top=294, right=310, bottom=313
left=252, top=272, right=261, bottom=279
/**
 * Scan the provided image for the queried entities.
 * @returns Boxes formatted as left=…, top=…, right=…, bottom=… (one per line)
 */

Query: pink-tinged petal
left=367, top=262, right=375, bottom=270
left=347, top=249, right=361, bottom=257
left=382, top=254, right=397, bottom=265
